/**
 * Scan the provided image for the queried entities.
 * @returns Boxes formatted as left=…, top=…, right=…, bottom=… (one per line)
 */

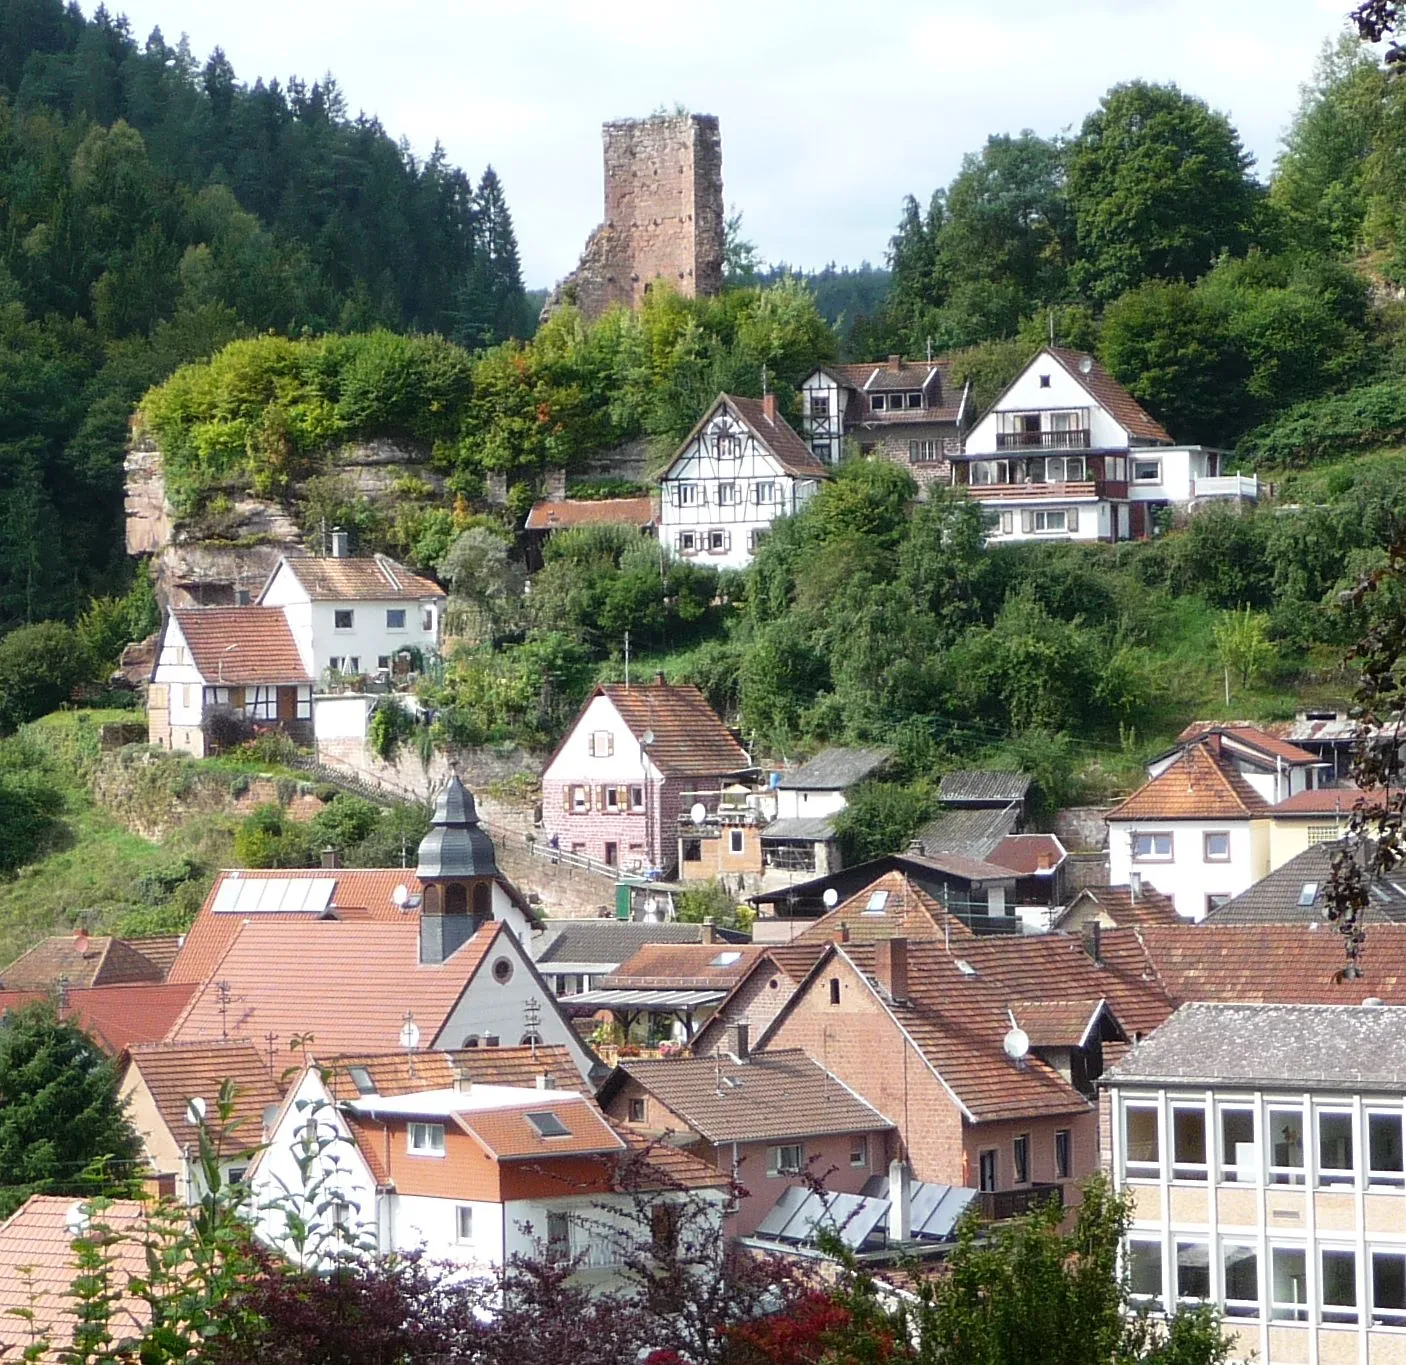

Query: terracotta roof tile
left=169, top=920, right=501, bottom=1054
left=0, top=983, right=200, bottom=1053
left=1007, top=998, right=1109, bottom=1048
left=1271, top=786, right=1385, bottom=815
left=988, top=834, right=1067, bottom=877
left=598, top=682, right=752, bottom=777
left=458, top=1096, right=625, bottom=1160
left=1175, top=721, right=1320, bottom=766
left=614, top=1130, right=730, bottom=1190
left=600, top=943, right=766, bottom=991
left=343, top=1112, right=390, bottom=1186
left=524, top=497, right=656, bottom=531
left=322, top=1045, right=582, bottom=1100
left=1047, top=348, right=1172, bottom=444
left=271, top=554, right=444, bottom=601
left=1054, top=885, right=1184, bottom=930
left=124, top=1039, right=282, bottom=1151
left=171, top=607, right=311, bottom=684
left=790, top=871, right=974, bottom=947
left=124, top=935, right=183, bottom=978
left=1105, top=742, right=1270, bottom=821
left=0, top=935, right=163, bottom=991
left=723, top=395, right=828, bottom=479
left=614, top=1049, right=893, bottom=1143
left=0, top=1196, right=158, bottom=1356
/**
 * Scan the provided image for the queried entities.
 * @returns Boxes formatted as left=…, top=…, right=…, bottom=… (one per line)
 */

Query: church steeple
left=416, top=772, right=499, bottom=964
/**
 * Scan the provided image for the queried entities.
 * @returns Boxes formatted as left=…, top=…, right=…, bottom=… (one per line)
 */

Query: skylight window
left=526, top=1111, right=572, bottom=1139
left=710, top=951, right=743, bottom=967
left=347, top=1066, right=376, bottom=1096
left=863, top=890, right=890, bottom=915
left=1298, top=882, right=1320, bottom=907
left=954, top=959, right=977, bottom=977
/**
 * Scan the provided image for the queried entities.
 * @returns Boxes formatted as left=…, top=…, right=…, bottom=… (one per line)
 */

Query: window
left=1176, top=1241, right=1211, bottom=1302
left=871, top=393, right=887, bottom=411
left=708, top=529, right=729, bottom=553
left=455, top=1205, right=473, bottom=1242
left=768, top=1143, right=803, bottom=1176
left=348, top=1066, right=376, bottom=1096
left=1318, top=1111, right=1354, bottom=1186
left=483, top=1034, right=500, bottom=1047
left=1045, top=455, right=1085, bottom=482
left=850, top=1137, right=868, bottom=1168
left=1172, top=1106, right=1207, bottom=1181
left=1219, top=1107, right=1256, bottom=1183
left=1203, top=831, right=1230, bottom=862
left=386, top=608, right=406, bottom=630
left=682, top=838, right=702, bottom=863
left=1223, top=1244, right=1259, bottom=1317
left=810, top=440, right=832, bottom=462
left=1322, top=1248, right=1358, bottom=1323
left=605, top=787, right=620, bottom=812
left=227, top=1165, right=248, bottom=1187
left=1000, top=511, right=1013, bottom=535
left=334, top=609, right=354, bottom=630
left=331, top=1199, right=350, bottom=1229
left=526, top=1110, right=572, bottom=1139
left=1268, top=1108, right=1306, bottom=1185
left=864, top=889, right=890, bottom=915
left=1124, top=1104, right=1160, bottom=1176
left=1013, top=1134, right=1030, bottom=1184
left=629, top=1097, right=646, bottom=1123
left=1133, top=460, right=1163, bottom=483
left=377, top=655, right=391, bottom=671
left=1206, top=894, right=1230, bottom=914
left=979, top=1149, right=998, bottom=1192
left=909, top=440, right=941, bottom=463
left=728, top=828, right=744, bottom=855
left=754, top=481, right=776, bottom=503
left=1055, top=1129, right=1071, bottom=1179
left=1369, top=1111, right=1404, bottom=1187
left=1039, top=374, right=1051, bottom=388
left=678, top=531, right=698, bottom=554
left=1298, top=881, right=1320, bottom=907
left=571, top=785, right=587, bottom=812
left=1127, top=1240, right=1163, bottom=1307
left=717, top=434, right=741, bottom=458
left=588, top=729, right=614, bottom=757
left=809, top=395, right=829, bottom=417
left=906, top=390, right=924, bottom=409
left=1272, top=1246, right=1309, bottom=1321
left=1132, top=831, right=1173, bottom=861
left=492, top=957, right=514, bottom=984
left=546, top=1210, right=570, bottom=1257
left=717, top=482, right=739, bottom=505
left=421, top=606, right=435, bottom=632
left=629, top=785, right=645, bottom=811
left=1373, top=1251, right=1406, bottom=1324
left=408, top=1122, right=445, bottom=1155
left=675, top=482, right=700, bottom=506
left=710, top=950, right=742, bottom=967
left=1033, top=509, right=1067, bottom=533
left=829, top=977, right=841, bottom=1006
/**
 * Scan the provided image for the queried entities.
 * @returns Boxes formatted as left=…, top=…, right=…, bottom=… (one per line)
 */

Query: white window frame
left=334, top=609, right=354, bottom=631
left=1321, top=1245, right=1359, bottom=1324
left=978, top=1148, right=997, bottom=1192
left=1317, top=1108, right=1355, bottom=1188
left=408, top=1122, right=445, bottom=1156
left=1171, top=1103, right=1209, bottom=1182
left=1123, top=1101, right=1161, bottom=1178
left=850, top=1137, right=868, bottom=1168
left=1055, top=1128, right=1071, bottom=1179
left=1371, top=1248, right=1406, bottom=1325
left=1175, top=1238, right=1212, bottom=1305
left=707, top=529, right=729, bottom=554
left=1013, top=1133, right=1030, bottom=1185
left=1126, top=1238, right=1165, bottom=1309
left=870, top=393, right=887, bottom=412
left=728, top=828, right=744, bottom=855
left=1033, top=509, right=1067, bottom=534
left=629, top=785, right=646, bottom=812
left=1218, top=1105, right=1258, bottom=1184
left=716, top=481, right=740, bottom=506
left=571, top=785, right=588, bottom=813
left=675, top=482, right=701, bottom=507
left=1367, top=1109, right=1405, bottom=1188
left=421, top=606, right=435, bottom=633
left=1131, top=831, right=1173, bottom=862
left=767, top=1143, right=803, bottom=1176
left=588, top=729, right=614, bottom=758
left=754, top=481, right=776, bottom=504
left=1000, top=511, right=1013, bottom=535
left=677, top=530, right=698, bottom=555
left=1267, top=1106, right=1307, bottom=1186
left=1203, top=831, right=1231, bottom=863
left=456, top=1204, right=473, bottom=1243
left=1222, top=1241, right=1260, bottom=1319
left=1270, top=1244, right=1309, bottom=1322
left=1133, top=459, right=1163, bottom=484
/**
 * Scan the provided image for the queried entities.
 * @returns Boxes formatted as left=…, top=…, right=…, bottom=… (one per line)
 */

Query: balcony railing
left=979, top=1183, right=1064, bottom=1221
left=964, top=481, right=1098, bottom=501
left=1192, top=474, right=1259, bottom=500
left=996, top=429, right=1091, bottom=451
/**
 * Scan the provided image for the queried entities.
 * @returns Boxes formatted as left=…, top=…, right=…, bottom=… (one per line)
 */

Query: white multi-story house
left=1147, top=724, right=1325, bottom=805
left=1106, top=1002, right=1406, bottom=1365
left=955, top=348, right=1258, bottom=544
left=658, top=393, right=828, bottom=571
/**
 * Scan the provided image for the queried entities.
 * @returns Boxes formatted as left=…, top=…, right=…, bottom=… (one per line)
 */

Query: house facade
left=539, top=679, right=753, bottom=874
left=1151, top=723, right=1324, bottom=805
left=955, top=348, right=1257, bottom=544
left=798, top=357, right=970, bottom=492
left=1106, top=1003, right=1406, bottom=1365
left=657, top=393, right=827, bottom=570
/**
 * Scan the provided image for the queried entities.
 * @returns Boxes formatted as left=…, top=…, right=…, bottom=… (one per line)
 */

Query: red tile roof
left=169, top=920, right=502, bottom=1054
left=0, top=983, right=200, bottom=1053
left=124, top=1039, right=282, bottom=1151
left=1047, top=348, right=1172, bottom=444
left=988, top=834, right=1067, bottom=877
left=600, top=943, right=766, bottom=991
left=524, top=497, right=656, bottom=531
left=1176, top=721, right=1320, bottom=766
left=598, top=682, right=752, bottom=777
left=790, top=870, right=974, bottom=947
left=1007, top=998, right=1109, bottom=1048
left=1055, top=885, right=1184, bottom=930
left=270, top=554, right=443, bottom=601
left=321, top=1045, right=582, bottom=1100
left=0, top=934, right=164, bottom=991
left=1105, top=741, right=1271, bottom=821
left=171, top=607, right=311, bottom=684
left=1271, top=786, right=1385, bottom=815
left=124, top=935, right=183, bottom=978
left=723, top=395, right=828, bottom=479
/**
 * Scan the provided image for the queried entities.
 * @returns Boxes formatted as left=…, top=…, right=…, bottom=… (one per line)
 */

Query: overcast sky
left=92, top=0, right=1357, bottom=288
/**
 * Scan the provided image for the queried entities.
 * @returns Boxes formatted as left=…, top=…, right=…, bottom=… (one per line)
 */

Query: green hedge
left=1239, top=377, right=1406, bottom=468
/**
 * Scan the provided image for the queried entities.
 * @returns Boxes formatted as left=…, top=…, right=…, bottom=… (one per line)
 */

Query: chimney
left=72, top=925, right=89, bottom=953
left=906, top=839, right=926, bottom=856
left=536, top=1073, right=556, bottom=1091
left=544, top=467, right=567, bottom=502
left=730, top=1022, right=750, bottom=1062
left=1129, top=870, right=1141, bottom=901
left=887, top=354, right=902, bottom=372
left=450, top=1062, right=472, bottom=1094
left=329, top=527, right=349, bottom=558
left=1083, top=920, right=1102, bottom=965
left=887, top=1159, right=911, bottom=1242
left=1037, top=849, right=1053, bottom=871
left=321, top=846, right=340, bottom=870
left=762, top=392, right=777, bottom=424
left=836, top=922, right=850, bottom=944
left=655, top=670, right=667, bottom=687
left=701, top=917, right=716, bottom=945
left=874, top=937, right=909, bottom=1003
left=1205, top=732, right=1221, bottom=756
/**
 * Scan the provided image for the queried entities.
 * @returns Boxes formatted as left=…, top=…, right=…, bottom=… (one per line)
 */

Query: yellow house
left=1265, top=788, right=1382, bottom=871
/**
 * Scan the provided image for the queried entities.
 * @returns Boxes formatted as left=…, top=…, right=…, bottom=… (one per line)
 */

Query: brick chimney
left=762, top=392, right=777, bottom=424
left=887, top=354, right=902, bottom=371
left=701, top=917, right=717, bottom=945
left=655, top=670, right=667, bottom=686
left=321, top=846, right=340, bottom=870
left=1083, top=920, right=1102, bottom=965
left=874, top=937, right=909, bottom=1003
left=836, top=922, right=850, bottom=945
left=1205, top=732, right=1221, bottom=756
left=730, top=1022, right=750, bottom=1062
left=1037, top=849, right=1053, bottom=871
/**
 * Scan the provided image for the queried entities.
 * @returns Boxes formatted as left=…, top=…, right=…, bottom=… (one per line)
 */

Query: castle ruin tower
left=542, top=112, right=724, bottom=324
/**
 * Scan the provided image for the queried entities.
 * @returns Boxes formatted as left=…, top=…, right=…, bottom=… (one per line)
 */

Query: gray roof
left=534, top=920, right=726, bottom=967
left=777, top=747, right=892, bottom=791
left=416, top=774, right=497, bottom=881
left=761, top=817, right=836, bottom=842
left=911, top=806, right=1019, bottom=860
left=1104, top=1002, right=1406, bottom=1091
left=938, top=770, right=1032, bottom=806
left=1204, top=840, right=1406, bottom=925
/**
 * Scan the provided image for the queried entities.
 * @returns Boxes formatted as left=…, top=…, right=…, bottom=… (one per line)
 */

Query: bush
left=832, top=781, right=937, bottom=866
left=0, top=771, right=63, bottom=872
left=674, top=879, right=752, bottom=932
left=233, top=802, right=315, bottom=868
left=368, top=701, right=418, bottom=762
left=1239, top=376, right=1406, bottom=467
left=201, top=705, right=254, bottom=755
left=0, top=623, right=95, bottom=732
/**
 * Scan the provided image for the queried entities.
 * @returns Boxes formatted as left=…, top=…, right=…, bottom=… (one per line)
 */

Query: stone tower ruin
left=543, top=112, right=724, bottom=323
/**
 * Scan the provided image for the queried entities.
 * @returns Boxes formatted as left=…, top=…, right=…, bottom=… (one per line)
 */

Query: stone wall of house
left=542, top=114, right=724, bottom=324
left=1053, top=806, right=1111, bottom=853
left=861, top=424, right=960, bottom=495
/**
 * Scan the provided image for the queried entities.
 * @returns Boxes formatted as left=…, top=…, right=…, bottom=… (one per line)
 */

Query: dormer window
left=809, top=395, right=829, bottom=417
left=871, top=394, right=887, bottom=412
left=906, top=391, right=923, bottom=409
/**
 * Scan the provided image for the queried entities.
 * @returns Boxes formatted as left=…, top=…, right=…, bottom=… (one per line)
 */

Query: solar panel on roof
left=907, top=1181, right=944, bottom=1231
left=754, top=1184, right=809, bottom=1239
left=211, top=877, right=335, bottom=915
left=829, top=1192, right=890, bottom=1249
left=914, top=1185, right=977, bottom=1240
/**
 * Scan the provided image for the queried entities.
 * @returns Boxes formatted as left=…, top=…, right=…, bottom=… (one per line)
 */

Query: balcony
left=964, top=481, right=1098, bottom=502
left=1192, top=474, right=1259, bottom=500
left=978, top=1183, right=1064, bottom=1221
left=996, top=428, right=1092, bottom=452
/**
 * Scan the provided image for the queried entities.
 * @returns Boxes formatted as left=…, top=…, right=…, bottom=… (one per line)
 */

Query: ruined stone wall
left=545, top=113, right=724, bottom=323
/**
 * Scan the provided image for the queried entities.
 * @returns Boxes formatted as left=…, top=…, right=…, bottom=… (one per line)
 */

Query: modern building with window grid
left=1104, top=1002, right=1406, bottom=1364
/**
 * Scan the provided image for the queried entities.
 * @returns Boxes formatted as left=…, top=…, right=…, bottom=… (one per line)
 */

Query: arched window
left=422, top=885, right=441, bottom=916
left=462, top=1035, right=479, bottom=1048
left=472, top=881, right=492, bottom=919
left=520, top=1031, right=543, bottom=1047
left=444, top=883, right=467, bottom=916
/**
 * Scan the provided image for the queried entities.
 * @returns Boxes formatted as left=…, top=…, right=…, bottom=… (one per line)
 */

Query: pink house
left=539, top=678, right=753, bottom=874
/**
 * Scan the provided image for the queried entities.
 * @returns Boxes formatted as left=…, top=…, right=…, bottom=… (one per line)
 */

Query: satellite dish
left=1003, top=1027, right=1031, bottom=1061
left=822, top=888, right=839, bottom=909
left=186, top=1096, right=208, bottom=1125
left=399, top=1018, right=421, bottom=1051
left=1078, top=355, right=1094, bottom=374
left=392, top=884, right=409, bottom=908
left=690, top=802, right=708, bottom=825
left=642, top=729, right=655, bottom=747
left=65, top=1203, right=89, bottom=1236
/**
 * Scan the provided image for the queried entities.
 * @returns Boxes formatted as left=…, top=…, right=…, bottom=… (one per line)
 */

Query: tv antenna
left=522, top=996, right=543, bottom=1058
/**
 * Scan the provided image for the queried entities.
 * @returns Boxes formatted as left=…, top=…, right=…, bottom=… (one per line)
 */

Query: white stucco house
left=658, top=393, right=828, bottom=571
left=1146, top=722, right=1325, bottom=805
left=955, top=348, right=1258, bottom=544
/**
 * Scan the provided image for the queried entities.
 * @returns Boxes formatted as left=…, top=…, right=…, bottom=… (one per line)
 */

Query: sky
left=91, top=0, right=1357, bottom=288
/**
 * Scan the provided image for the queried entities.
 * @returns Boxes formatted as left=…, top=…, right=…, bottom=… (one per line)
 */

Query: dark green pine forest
left=0, top=0, right=533, bottom=627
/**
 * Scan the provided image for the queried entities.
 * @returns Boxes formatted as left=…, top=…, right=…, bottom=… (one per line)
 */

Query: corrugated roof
left=125, top=1039, right=282, bottom=1151
left=790, top=870, right=974, bottom=947
left=1105, top=742, right=1270, bottom=822
left=599, top=943, right=766, bottom=992
left=1204, top=840, right=1406, bottom=924
left=271, top=554, right=443, bottom=601
left=171, top=607, right=311, bottom=684
left=524, top=497, right=655, bottom=531
left=911, top=806, right=1019, bottom=860
left=0, top=935, right=164, bottom=991
left=615, top=1049, right=893, bottom=1143
left=777, top=747, right=892, bottom=791
left=598, top=682, right=752, bottom=777
left=1105, top=1002, right=1406, bottom=1090
left=725, top=395, right=829, bottom=479
left=937, top=771, right=1031, bottom=806
left=1046, top=348, right=1172, bottom=445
